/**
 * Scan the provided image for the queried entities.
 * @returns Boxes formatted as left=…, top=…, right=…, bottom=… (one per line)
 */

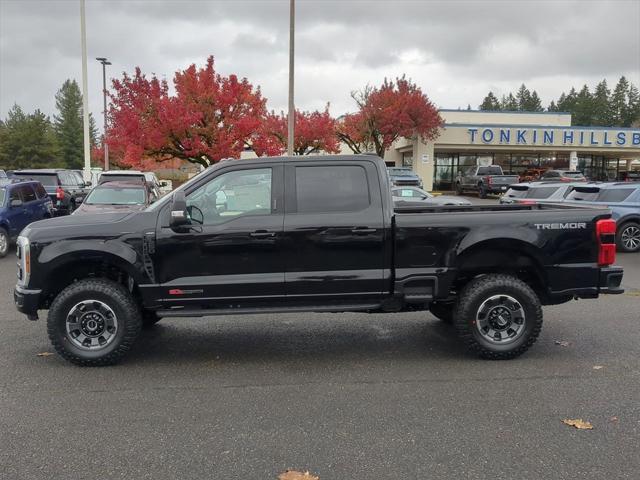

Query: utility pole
left=79, top=0, right=91, bottom=180
left=96, top=57, right=111, bottom=170
left=287, top=0, right=295, bottom=156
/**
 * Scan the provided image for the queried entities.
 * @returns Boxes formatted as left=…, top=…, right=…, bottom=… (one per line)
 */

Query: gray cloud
left=1, top=0, right=639, bottom=131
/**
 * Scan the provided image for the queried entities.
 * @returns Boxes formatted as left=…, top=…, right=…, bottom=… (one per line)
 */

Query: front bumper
left=599, top=266, right=624, bottom=295
left=14, top=285, right=41, bottom=319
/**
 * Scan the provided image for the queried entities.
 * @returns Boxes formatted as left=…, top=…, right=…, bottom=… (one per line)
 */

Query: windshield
left=85, top=186, right=146, bottom=205
left=388, top=168, right=414, bottom=176
left=392, top=188, right=431, bottom=198
left=13, top=173, right=57, bottom=186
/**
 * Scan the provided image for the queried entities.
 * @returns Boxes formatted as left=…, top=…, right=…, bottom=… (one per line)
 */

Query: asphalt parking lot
left=1, top=229, right=639, bottom=479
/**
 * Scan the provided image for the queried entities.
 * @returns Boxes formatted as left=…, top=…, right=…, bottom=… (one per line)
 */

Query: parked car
left=500, top=182, right=583, bottom=205
left=565, top=182, right=640, bottom=252
left=158, top=179, right=173, bottom=196
left=0, top=180, right=53, bottom=257
left=73, top=181, right=157, bottom=215
left=455, top=165, right=520, bottom=198
left=387, top=167, right=423, bottom=187
left=71, top=169, right=93, bottom=197
left=0, top=170, right=8, bottom=179
left=539, top=170, right=587, bottom=182
left=14, top=155, right=623, bottom=365
left=11, top=169, right=87, bottom=215
left=392, top=186, right=471, bottom=206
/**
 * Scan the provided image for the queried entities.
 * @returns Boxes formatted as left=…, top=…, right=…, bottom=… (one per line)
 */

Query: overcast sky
left=1, top=0, right=639, bottom=132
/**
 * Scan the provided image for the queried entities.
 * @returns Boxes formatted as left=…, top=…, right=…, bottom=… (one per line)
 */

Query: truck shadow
left=125, top=314, right=472, bottom=365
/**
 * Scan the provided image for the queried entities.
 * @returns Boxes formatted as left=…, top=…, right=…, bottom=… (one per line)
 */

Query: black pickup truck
left=14, top=155, right=623, bottom=365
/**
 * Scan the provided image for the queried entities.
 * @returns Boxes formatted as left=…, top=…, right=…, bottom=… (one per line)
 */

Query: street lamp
left=96, top=57, right=111, bottom=170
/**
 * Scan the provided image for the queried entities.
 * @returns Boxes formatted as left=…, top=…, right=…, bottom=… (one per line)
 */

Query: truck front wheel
left=47, top=279, right=142, bottom=366
left=453, top=274, right=542, bottom=359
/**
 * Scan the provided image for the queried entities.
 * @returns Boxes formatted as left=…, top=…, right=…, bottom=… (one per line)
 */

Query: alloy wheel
left=65, top=300, right=118, bottom=350
left=475, top=294, right=526, bottom=345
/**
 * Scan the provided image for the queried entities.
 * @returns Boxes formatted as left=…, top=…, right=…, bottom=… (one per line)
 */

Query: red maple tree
left=252, top=106, right=340, bottom=156
left=337, top=76, right=443, bottom=157
left=106, top=56, right=268, bottom=168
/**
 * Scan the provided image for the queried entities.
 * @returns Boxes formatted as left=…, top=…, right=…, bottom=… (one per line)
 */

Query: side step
left=156, top=303, right=382, bottom=318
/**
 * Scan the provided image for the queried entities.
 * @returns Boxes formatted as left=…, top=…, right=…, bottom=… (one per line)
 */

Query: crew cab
left=14, top=155, right=623, bottom=366
left=455, top=165, right=520, bottom=198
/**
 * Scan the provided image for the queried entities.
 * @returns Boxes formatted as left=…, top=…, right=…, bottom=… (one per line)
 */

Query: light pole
left=287, top=0, right=295, bottom=156
left=96, top=57, right=111, bottom=171
left=79, top=0, right=91, bottom=180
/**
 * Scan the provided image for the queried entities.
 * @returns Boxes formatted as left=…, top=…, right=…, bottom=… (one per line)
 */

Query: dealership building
left=384, top=110, right=640, bottom=191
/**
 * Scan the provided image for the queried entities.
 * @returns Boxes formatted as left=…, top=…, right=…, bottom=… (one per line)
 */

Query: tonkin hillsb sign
left=467, top=127, right=640, bottom=147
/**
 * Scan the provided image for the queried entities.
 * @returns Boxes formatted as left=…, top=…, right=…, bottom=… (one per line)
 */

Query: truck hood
left=20, top=210, right=158, bottom=243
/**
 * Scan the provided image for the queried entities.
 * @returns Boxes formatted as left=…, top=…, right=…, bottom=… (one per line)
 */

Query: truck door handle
left=250, top=230, right=276, bottom=238
left=351, top=227, right=376, bottom=234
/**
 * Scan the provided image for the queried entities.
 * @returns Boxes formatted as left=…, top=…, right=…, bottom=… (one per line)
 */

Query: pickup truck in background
left=455, top=165, right=520, bottom=198
left=387, top=167, right=423, bottom=188
left=14, top=155, right=623, bottom=366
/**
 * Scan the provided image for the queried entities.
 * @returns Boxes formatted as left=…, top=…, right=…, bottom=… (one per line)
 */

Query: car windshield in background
left=85, top=187, right=146, bottom=205
left=392, top=188, right=430, bottom=198
left=477, top=166, right=503, bottom=175
left=564, top=171, right=586, bottom=178
left=388, top=168, right=414, bottom=176
left=566, top=188, right=599, bottom=201
left=100, top=175, right=145, bottom=184
left=596, top=188, right=634, bottom=203
left=525, top=186, right=561, bottom=199
left=13, top=174, right=57, bottom=186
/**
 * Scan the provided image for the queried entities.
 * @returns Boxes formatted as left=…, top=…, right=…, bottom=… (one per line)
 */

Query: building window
left=434, top=153, right=456, bottom=190
left=402, top=152, right=413, bottom=167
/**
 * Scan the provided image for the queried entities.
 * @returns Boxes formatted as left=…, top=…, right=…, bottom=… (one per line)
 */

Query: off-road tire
left=453, top=274, right=543, bottom=359
left=616, top=221, right=640, bottom=253
left=47, top=278, right=142, bottom=366
left=429, top=302, right=453, bottom=324
left=142, top=310, right=162, bottom=328
left=0, top=227, right=9, bottom=258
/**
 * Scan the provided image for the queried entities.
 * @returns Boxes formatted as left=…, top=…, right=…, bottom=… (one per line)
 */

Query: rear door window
left=295, top=165, right=370, bottom=213
left=34, top=183, right=47, bottom=199
left=18, top=185, right=37, bottom=202
left=596, top=188, right=633, bottom=203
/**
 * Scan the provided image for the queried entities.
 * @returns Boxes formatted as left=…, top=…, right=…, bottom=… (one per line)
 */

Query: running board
left=156, top=303, right=382, bottom=318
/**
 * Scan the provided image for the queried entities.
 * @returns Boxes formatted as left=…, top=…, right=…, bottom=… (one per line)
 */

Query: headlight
left=16, top=236, right=31, bottom=286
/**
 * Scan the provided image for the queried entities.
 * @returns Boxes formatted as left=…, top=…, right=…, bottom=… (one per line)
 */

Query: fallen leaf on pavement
left=36, top=352, right=54, bottom=357
left=278, top=470, right=319, bottom=480
left=562, top=419, right=593, bottom=430
left=592, top=365, right=604, bottom=370
left=555, top=340, right=571, bottom=347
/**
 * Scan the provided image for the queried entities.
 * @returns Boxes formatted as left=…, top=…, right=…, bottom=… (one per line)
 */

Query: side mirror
left=10, top=199, right=23, bottom=208
left=169, top=190, right=190, bottom=229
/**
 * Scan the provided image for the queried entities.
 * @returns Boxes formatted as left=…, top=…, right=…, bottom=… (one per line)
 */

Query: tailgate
left=490, top=176, right=519, bottom=185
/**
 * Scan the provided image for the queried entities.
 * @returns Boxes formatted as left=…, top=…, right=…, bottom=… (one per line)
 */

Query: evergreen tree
left=547, top=100, right=558, bottom=112
left=515, top=84, right=532, bottom=111
left=528, top=90, right=544, bottom=111
left=0, top=104, right=59, bottom=169
left=610, top=76, right=629, bottom=126
left=592, top=80, right=612, bottom=126
left=572, top=85, right=594, bottom=126
left=479, top=91, right=501, bottom=110
left=53, top=79, right=85, bottom=169
left=500, top=93, right=518, bottom=110
left=623, top=83, right=640, bottom=127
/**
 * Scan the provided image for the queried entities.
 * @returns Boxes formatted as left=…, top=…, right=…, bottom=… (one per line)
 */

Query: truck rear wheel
left=453, top=274, right=542, bottom=359
left=478, top=184, right=488, bottom=199
left=0, top=228, right=9, bottom=258
left=47, top=278, right=142, bottom=366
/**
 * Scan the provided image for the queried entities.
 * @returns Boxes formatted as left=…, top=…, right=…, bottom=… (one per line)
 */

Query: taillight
left=487, top=176, right=493, bottom=185
left=56, top=187, right=64, bottom=200
left=520, top=199, right=536, bottom=205
left=596, top=218, right=616, bottom=266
